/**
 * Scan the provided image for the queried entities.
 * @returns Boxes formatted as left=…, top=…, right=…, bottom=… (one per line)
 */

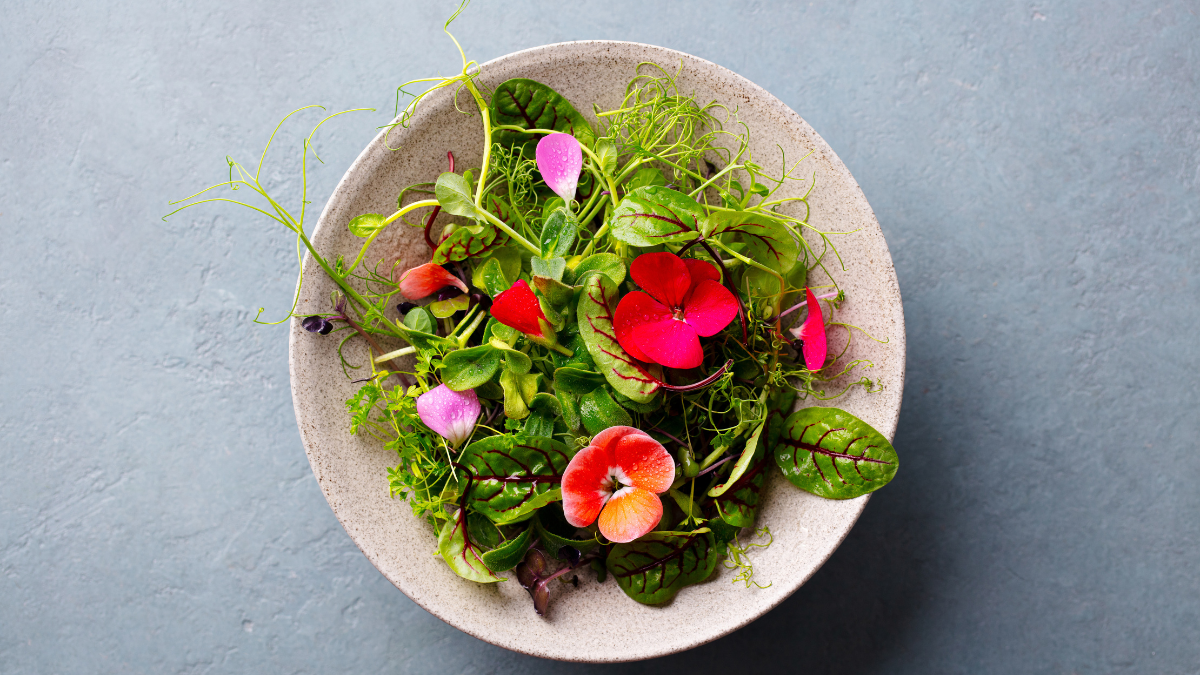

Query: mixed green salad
left=169, top=2, right=898, bottom=615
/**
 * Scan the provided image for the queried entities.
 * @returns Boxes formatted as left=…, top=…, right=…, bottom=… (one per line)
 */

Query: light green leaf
left=594, top=139, right=618, bottom=176
left=530, top=255, right=566, bottom=282
left=572, top=252, right=626, bottom=286
left=472, top=257, right=512, bottom=297
left=347, top=213, right=387, bottom=237
left=540, top=207, right=578, bottom=259
left=704, top=212, right=798, bottom=272
left=430, top=293, right=469, bottom=318
left=441, top=345, right=502, bottom=391
left=708, top=419, right=766, bottom=498
left=438, top=511, right=503, bottom=583
left=625, top=166, right=665, bottom=191
left=533, top=275, right=575, bottom=309
left=434, top=172, right=484, bottom=219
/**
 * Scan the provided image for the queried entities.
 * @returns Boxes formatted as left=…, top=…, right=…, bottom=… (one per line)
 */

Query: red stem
left=423, top=151, right=455, bottom=250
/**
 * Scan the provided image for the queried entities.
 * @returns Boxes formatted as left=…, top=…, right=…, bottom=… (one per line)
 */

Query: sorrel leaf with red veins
left=432, top=222, right=505, bottom=264
left=704, top=212, right=799, bottom=272
left=774, top=407, right=899, bottom=500
left=490, top=78, right=596, bottom=150
left=714, top=455, right=768, bottom=528
left=459, top=435, right=573, bottom=524
left=438, top=508, right=504, bottom=583
left=609, top=186, right=706, bottom=247
left=606, top=530, right=719, bottom=605
left=576, top=273, right=663, bottom=403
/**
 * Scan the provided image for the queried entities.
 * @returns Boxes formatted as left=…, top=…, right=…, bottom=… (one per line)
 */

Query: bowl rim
left=290, top=38, right=905, bottom=662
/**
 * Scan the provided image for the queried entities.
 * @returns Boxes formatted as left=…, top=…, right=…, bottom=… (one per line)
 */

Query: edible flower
left=398, top=262, right=468, bottom=299
left=490, top=279, right=549, bottom=338
left=613, top=252, right=739, bottom=369
left=790, top=287, right=828, bottom=371
left=416, top=384, right=481, bottom=448
left=535, top=133, right=583, bottom=204
left=561, top=426, right=675, bottom=543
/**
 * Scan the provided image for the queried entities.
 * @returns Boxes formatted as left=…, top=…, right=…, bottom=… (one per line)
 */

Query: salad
left=169, top=3, right=898, bottom=615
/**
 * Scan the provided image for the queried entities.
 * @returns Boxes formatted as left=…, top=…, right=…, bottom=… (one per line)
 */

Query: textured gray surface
left=1, top=0, right=1197, bottom=673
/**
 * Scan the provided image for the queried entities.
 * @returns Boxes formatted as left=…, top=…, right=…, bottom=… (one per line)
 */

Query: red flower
left=561, top=426, right=675, bottom=543
left=397, top=262, right=468, bottom=299
left=793, top=287, right=827, bottom=371
left=490, top=279, right=547, bottom=337
left=613, top=252, right=738, bottom=369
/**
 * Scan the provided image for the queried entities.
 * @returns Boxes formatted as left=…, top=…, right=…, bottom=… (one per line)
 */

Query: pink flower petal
left=631, top=314, right=703, bottom=370
left=398, top=262, right=468, bottom=299
left=535, top=133, right=583, bottom=204
left=630, top=252, right=692, bottom=309
left=682, top=279, right=739, bottom=337
left=490, top=279, right=546, bottom=337
left=613, top=432, right=675, bottom=493
left=797, top=287, right=827, bottom=371
left=682, top=258, right=721, bottom=290
left=613, top=291, right=669, bottom=363
left=416, top=384, right=481, bottom=447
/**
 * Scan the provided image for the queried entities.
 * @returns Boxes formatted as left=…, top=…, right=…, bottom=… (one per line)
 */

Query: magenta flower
left=416, top=384, right=481, bottom=447
left=789, top=287, right=828, bottom=371
left=613, top=252, right=739, bottom=369
left=535, top=133, right=583, bottom=204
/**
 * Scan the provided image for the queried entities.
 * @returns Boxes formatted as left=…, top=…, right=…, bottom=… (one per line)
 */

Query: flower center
left=599, top=466, right=631, bottom=500
left=671, top=307, right=686, bottom=321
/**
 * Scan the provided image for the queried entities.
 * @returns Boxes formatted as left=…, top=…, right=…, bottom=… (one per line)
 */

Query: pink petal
left=682, top=258, right=721, bottom=290
left=398, top=262, right=468, bottom=299
left=535, top=133, right=583, bottom=204
left=490, top=279, right=546, bottom=337
left=797, top=287, right=827, bottom=371
left=597, top=487, right=662, bottom=543
left=631, top=315, right=703, bottom=370
left=561, top=441, right=616, bottom=528
left=613, top=291, right=668, bottom=363
left=682, top=279, right=739, bottom=337
left=416, top=384, right=481, bottom=447
left=613, top=432, right=675, bottom=493
left=631, top=252, right=692, bottom=309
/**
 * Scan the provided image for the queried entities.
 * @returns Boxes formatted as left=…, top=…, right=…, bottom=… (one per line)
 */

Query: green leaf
left=347, top=213, right=387, bottom=237
left=434, top=172, right=484, bottom=219
left=500, top=369, right=540, bottom=419
left=438, top=510, right=503, bottom=583
left=705, top=212, right=798, bottom=272
left=472, top=257, right=512, bottom=297
left=535, top=506, right=600, bottom=559
left=432, top=222, right=503, bottom=264
left=467, top=512, right=500, bottom=549
left=556, top=390, right=581, bottom=431
left=525, top=392, right=562, bottom=436
left=607, top=531, right=719, bottom=604
left=460, top=435, right=573, bottom=524
left=481, top=524, right=535, bottom=572
left=625, top=165, right=665, bottom=191
left=579, top=387, right=633, bottom=435
left=540, top=207, right=578, bottom=258
left=594, top=139, right=618, bottom=176
left=610, top=186, right=705, bottom=247
left=529, top=255, right=566, bottom=282
left=572, top=252, right=626, bottom=286
left=488, top=337, right=532, bottom=375
left=442, top=345, right=502, bottom=391
left=429, top=293, right=469, bottom=318
left=553, top=367, right=605, bottom=395
left=576, top=273, right=662, bottom=403
left=713, top=455, right=768, bottom=527
left=490, top=78, right=596, bottom=149
left=402, top=306, right=435, bottom=334
left=774, top=407, right=899, bottom=499
left=533, top=275, right=575, bottom=309
left=708, top=419, right=766, bottom=498
left=485, top=317, right=520, bottom=346
left=523, top=412, right=555, bottom=438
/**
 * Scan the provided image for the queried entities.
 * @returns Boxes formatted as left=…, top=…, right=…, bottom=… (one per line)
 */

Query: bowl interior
left=289, top=41, right=905, bottom=662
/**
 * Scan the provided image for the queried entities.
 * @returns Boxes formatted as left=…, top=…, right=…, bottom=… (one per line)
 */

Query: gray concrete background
left=2, top=1, right=1198, bottom=672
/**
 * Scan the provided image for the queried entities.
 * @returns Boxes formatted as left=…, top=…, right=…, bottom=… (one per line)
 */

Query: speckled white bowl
left=289, top=41, right=904, bottom=662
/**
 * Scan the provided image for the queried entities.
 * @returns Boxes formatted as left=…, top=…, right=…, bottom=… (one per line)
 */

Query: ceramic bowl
left=289, top=41, right=905, bottom=662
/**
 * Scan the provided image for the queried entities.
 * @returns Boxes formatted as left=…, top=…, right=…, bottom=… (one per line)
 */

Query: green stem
left=374, top=346, right=416, bottom=362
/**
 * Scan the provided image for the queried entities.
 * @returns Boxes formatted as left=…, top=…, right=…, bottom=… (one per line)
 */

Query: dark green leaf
left=553, top=367, right=605, bottom=395
left=460, top=435, right=573, bottom=524
left=347, top=213, right=387, bottom=237
left=523, top=412, right=555, bottom=438
left=490, top=78, right=596, bottom=149
left=704, top=212, right=798, bottom=272
left=774, top=407, right=899, bottom=499
left=442, top=345, right=502, bottom=391
left=550, top=333, right=595, bottom=370
left=540, top=207, right=578, bottom=259
left=481, top=524, right=535, bottom=573
left=572, top=252, right=626, bottom=286
left=535, top=506, right=600, bottom=559
left=556, top=390, right=581, bottom=432
left=468, top=512, right=500, bottom=549
left=576, top=274, right=662, bottom=403
left=438, top=510, right=503, bottom=583
left=579, top=387, right=633, bottom=435
left=607, top=531, right=718, bottom=604
left=610, top=186, right=705, bottom=247
left=713, top=455, right=769, bottom=527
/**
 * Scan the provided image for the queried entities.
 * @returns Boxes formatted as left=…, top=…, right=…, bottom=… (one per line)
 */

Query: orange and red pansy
left=613, top=252, right=738, bottom=369
left=561, top=426, right=675, bottom=543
